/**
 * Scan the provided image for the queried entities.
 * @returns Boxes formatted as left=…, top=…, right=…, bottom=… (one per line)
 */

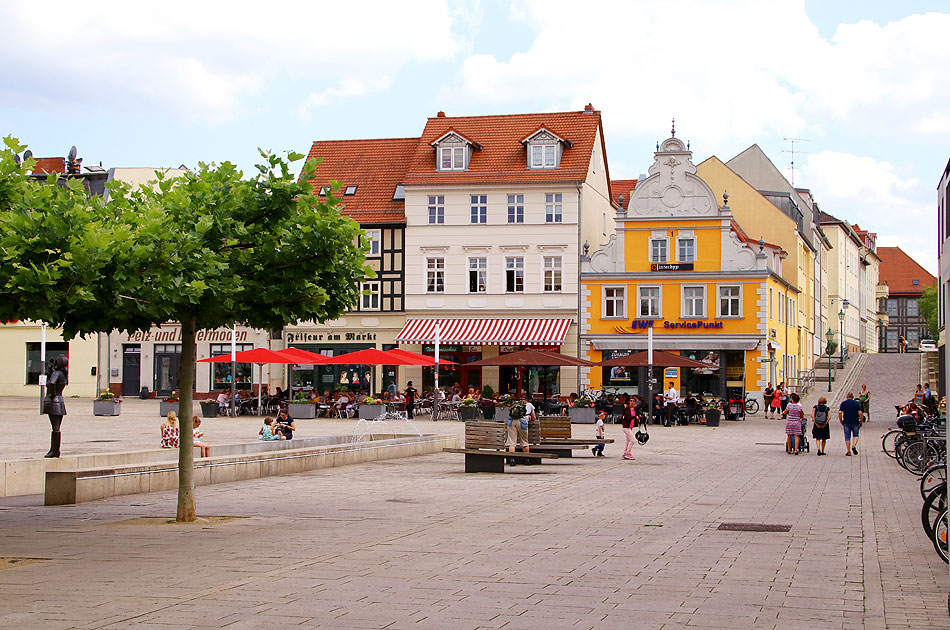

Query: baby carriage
left=799, top=417, right=810, bottom=453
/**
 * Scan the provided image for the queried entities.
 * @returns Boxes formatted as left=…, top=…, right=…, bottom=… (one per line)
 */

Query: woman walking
left=769, top=383, right=783, bottom=419
left=784, top=392, right=805, bottom=454
left=621, top=394, right=635, bottom=460
left=763, top=382, right=774, bottom=419
left=812, top=396, right=831, bottom=455
left=859, top=384, right=871, bottom=422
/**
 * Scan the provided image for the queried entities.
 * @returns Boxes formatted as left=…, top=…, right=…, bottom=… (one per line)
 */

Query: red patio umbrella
left=277, top=347, right=331, bottom=363
left=385, top=348, right=457, bottom=366
left=199, top=347, right=322, bottom=412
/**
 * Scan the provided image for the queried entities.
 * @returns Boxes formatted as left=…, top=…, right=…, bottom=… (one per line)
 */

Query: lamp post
left=838, top=308, right=845, bottom=365
left=877, top=318, right=884, bottom=353
left=826, top=328, right=834, bottom=393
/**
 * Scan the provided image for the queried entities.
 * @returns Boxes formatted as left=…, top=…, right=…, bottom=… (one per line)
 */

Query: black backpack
left=814, top=406, right=829, bottom=427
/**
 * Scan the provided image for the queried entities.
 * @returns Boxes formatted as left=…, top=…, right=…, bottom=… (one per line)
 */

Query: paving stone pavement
left=0, top=353, right=947, bottom=629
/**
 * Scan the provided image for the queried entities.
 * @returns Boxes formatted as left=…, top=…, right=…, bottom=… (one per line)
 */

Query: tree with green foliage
left=0, top=136, right=370, bottom=521
left=919, top=283, right=938, bottom=340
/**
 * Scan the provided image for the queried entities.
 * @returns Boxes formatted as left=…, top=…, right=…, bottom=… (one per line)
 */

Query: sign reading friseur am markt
left=651, top=263, right=694, bottom=271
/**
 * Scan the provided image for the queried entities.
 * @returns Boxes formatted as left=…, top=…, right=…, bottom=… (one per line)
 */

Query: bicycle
left=743, top=393, right=759, bottom=415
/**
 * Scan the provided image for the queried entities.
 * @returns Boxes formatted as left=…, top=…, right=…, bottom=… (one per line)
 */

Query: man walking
left=664, top=381, right=679, bottom=427
left=839, top=391, right=864, bottom=456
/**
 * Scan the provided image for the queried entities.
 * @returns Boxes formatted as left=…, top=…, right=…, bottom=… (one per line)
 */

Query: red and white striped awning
left=395, top=318, right=573, bottom=345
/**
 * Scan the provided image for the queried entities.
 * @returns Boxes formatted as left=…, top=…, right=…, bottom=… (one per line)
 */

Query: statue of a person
left=42, top=354, right=69, bottom=458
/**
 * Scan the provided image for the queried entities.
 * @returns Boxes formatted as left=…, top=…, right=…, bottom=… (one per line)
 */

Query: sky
left=2, top=0, right=947, bottom=274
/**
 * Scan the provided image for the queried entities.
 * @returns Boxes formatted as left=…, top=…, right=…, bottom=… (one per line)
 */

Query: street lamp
left=838, top=308, right=845, bottom=365
left=826, top=328, right=834, bottom=393
left=878, top=318, right=884, bottom=353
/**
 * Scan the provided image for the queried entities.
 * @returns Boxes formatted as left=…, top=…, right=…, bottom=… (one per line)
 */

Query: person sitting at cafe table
left=216, top=390, right=229, bottom=412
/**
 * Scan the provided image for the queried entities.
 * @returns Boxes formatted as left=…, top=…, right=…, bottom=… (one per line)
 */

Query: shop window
left=209, top=343, right=253, bottom=391
left=718, top=285, right=741, bottom=317
left=25, top=342, right=69, bottom=385
left=638, top=286, right=661, bottom=318
left=682, top=286, right=705, bottom=318
left=603, top=286, right=625, bottom=318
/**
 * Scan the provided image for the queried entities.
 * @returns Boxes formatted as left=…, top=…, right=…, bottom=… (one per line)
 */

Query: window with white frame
left=638, top=286, right=661, bottom=318
left=470, top=195, right=486, bottom=224
left=769, top=288, right=773, bottom=319
left=719, top=285, right=741, bottom=317
left=505, top=256, right=524, bottom=292
left=363, top=229, right=381, bottom=257
left=778, top=294, right=784, bottom=323
left=788, top=297, right=796, bottom=326
left=907, top=298, right=919, bottom=317
left=650, top=238, right=668, bottom=263
left=604, top=286, right=625, bottom=318
left=427, top=195, right=444, bottom=224
left=682, top=286, right=705, bottom=318
left=360, top=281, right=380, bottom=311
left=426, top=258, right=444, bottom=293
left=439, top=146, right=465, bottom=170
left=545, top=193, right=562, bottom=223
left=677, top=237, right=695, bottom=263
left=543, top=256, right=562, bottom=292
left=507, top=194, right=524, bottom=223
left=468, top=257, right=487, bottom=293
left=531, top=144, right=557, bottom=168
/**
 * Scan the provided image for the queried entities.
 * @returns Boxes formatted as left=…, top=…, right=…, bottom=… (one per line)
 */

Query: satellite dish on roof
left=68, top=146, right=78, bottom=162
left=23, top=150, right=33, bottom=161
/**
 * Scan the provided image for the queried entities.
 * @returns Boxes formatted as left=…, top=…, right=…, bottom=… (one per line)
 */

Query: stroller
left=798, top=417, right=810, bottom=453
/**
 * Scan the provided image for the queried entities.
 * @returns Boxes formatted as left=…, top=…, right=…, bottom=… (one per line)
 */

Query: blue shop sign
left=630, top=319, right=724, bottom=330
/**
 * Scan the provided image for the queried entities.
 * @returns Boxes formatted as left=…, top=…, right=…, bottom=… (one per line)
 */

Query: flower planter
left=480, top=405, right=496, bottom=420
left=359, top=404, right=384, bottom=419
left=200, top=402, right=219, bottom=418
left=704, top=409, right=721, bottom=426
left=159, top=400, right=179, bottom=417
left=569, top=407, right=596, bottom=424
left=459, top=406, right=478, bottom=421
left=288, top=403, right=317, bottom=419
left=93, top=400, right=121, bottom=416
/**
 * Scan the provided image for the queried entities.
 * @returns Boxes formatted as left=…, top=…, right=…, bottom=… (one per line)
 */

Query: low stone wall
left=45, top=434, right=459, bottom=506
left=3, top=434, right=439, bottom=498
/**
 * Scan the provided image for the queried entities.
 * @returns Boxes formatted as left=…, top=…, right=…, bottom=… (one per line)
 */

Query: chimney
left=583, top=103, right=594, bottom=113
left=436, top=111, right=446, bottom=118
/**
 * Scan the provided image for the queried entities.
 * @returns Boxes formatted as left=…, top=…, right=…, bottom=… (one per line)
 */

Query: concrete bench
left=45, top=433, right=459, bottom=505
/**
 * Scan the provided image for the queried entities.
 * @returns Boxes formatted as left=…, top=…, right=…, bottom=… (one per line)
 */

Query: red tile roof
left=610, top=179, right=637, bottom=209
left=32, top=157, right=65, bottom=174
left=304, top=138, right=418, bottom=224
left=878, top=246, right=936, bottom=295
left=731, top=220, right=785, bottom=254
left=403, top=109, right=606, bottom=185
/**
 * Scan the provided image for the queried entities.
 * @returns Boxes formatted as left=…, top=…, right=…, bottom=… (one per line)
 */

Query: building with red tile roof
left=610, top=179, right=637, bottom=210
left=878, top=246, right=935, bottom=350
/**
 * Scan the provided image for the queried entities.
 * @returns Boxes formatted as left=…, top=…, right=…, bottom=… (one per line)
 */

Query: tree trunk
left=176, top=317, right=197, bottom=523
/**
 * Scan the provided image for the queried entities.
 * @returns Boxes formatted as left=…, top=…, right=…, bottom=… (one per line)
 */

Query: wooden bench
left=444, top=422, right=556, bottom=473
left=530, top=416, right=615, bottom=458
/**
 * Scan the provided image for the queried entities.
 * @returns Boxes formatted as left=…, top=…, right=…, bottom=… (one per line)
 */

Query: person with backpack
left=811, top=396, right=831, bottom=456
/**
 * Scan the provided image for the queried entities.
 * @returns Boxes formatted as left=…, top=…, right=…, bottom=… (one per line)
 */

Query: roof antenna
left=671, top=118, right=676, bottom=137
left=783, top=137, right=810, bottom=187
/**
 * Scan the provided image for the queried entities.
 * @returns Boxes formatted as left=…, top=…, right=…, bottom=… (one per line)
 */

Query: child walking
left=592, top=412, right=606, bottom=457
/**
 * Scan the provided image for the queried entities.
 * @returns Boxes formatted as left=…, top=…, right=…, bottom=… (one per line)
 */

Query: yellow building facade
left=580, top=134, right=799, bottom=400
left=0, top=321, right=99, bottom=397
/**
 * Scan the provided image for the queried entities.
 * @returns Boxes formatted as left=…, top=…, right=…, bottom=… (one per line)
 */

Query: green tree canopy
left=0, top=136, right=370, bottom=520
left=919, top=283, right=938, bottom=340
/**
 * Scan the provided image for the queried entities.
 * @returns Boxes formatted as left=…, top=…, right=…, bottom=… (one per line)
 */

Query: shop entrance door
left=154, top=345, right=182, bottom=396
left=122, top=345, right=141, bottom=396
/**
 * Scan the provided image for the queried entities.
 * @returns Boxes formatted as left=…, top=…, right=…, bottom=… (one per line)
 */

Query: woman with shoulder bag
left=621, top=394, right=635, bottom=460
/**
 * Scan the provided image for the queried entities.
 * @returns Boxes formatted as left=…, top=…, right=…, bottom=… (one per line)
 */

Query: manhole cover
left=718, top=523, right=791, bottom=532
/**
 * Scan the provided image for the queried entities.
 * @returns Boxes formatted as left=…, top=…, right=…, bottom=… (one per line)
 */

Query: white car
left=919, top=339, right=937, bottom=352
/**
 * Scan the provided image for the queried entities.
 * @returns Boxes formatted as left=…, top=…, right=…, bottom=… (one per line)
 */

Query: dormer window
left=431, top=131, right=479, bottom=172
left=522, top=128, right=571, bottom=170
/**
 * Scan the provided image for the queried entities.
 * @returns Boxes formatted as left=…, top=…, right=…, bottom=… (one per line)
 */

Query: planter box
left=480, top=405, right=496, bottom=420
left=359, top=404, right=384, bottom=420
left=704, top=410, right=721, bottom=427
left=569, top=407, right=596, bottom=424
left=459, top=407, right=478, bottom=421
left=200, top=402, right=219, bottom=418
left=93, top=400, right=121, bottom=416
left=288, top=403, right=317, bottom=419
left=159, top=400, right=179, bottom=417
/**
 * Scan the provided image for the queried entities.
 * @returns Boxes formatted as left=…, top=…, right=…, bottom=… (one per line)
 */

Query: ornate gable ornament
left=628, top=133, right=718, bottom=217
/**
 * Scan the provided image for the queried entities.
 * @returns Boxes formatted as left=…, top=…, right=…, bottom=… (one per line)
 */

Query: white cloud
left=0, top=0, right=460, bottom=122
left=298, top=77, right=394, bottom=121
left=800, top=151, right=936, bottom=273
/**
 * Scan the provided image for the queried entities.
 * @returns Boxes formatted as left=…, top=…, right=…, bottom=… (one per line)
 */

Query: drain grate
left=718, top=522, right=791, bottom=532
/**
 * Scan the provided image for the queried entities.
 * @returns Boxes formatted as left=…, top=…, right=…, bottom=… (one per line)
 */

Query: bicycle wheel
left=920, top=464, right=947, bottom=500
left=932, top=506, right=948, bottom=564
left=745, top=398, right=759, bottom=414
left=882, top=430, right=901, bottom=458
left=921, top=482, right=946, bottom=540
left=901, top=441, right=937, bottom=474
